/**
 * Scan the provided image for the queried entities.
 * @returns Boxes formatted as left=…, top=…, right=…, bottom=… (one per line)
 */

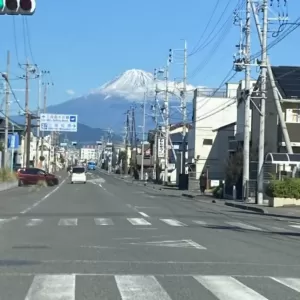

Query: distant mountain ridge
left=12, top=69, right=200, bottom=141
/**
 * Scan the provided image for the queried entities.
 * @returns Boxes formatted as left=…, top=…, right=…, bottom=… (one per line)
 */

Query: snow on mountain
left=91, top=69, right=197, bottom=101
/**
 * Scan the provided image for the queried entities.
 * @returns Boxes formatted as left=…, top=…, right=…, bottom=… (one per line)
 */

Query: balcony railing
left=194, top=88, right=236, bottom=98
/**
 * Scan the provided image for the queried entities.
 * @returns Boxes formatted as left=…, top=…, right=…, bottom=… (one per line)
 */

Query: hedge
left=212, top=185, right=223, bottom=199
left=0, top=168, right=16, bottom=182
left=266, top=178, right=300, bottom=199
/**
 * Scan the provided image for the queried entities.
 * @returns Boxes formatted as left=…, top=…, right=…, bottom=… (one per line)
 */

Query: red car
left=17, top=168, right=59, bottom=186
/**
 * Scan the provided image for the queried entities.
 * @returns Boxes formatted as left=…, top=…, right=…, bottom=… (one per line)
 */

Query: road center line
left=20, top=178, right=67, bottom=214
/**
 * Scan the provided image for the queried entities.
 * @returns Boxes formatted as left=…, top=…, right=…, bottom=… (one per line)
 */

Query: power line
left=189, top=0, right=221, bottom=56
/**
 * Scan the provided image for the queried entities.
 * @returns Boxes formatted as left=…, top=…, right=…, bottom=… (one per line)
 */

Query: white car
left=71, top=166, right=87, bottom=184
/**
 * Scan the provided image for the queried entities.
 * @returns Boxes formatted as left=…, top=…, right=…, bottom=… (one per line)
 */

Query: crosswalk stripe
left=58, top=218, right=78, bottom=226
left=271, top=277, right=300, bottom=293
left=289, top=224, right=300, bottom=229
left=26, top=219, right=43, bottom=227
left=194, top=275, right=268, bottom=300
left=160, top=219, right=187, bottom=227
left=25, top=274, right=75, bottom=300
left=94, top=218, right=114, bottom=225
left=226, top=222, right=262, bottom=231
left=127, top=218, right=151, bottom=225
left=115, top=275, right=172, bottom=300
left=193, top=220, right=207, bottom=225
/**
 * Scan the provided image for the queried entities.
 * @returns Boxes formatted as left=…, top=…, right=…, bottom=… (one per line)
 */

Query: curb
left=0, top=181, right=18, bottom=192
left=182, top=193, right=195, bottom=198
left=225, top=201, right=268, bottom=214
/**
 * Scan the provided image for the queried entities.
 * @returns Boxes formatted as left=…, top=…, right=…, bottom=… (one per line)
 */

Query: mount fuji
left=48, top=69, right=198, bottom=130
left=11, top=69, right=200, bottom=141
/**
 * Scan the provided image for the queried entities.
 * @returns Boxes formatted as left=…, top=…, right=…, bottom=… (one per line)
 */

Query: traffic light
left=0, top=0, right=36, bottom=15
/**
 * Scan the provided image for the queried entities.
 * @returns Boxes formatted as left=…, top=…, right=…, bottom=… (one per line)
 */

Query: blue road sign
left=39, top=113, right=78, bottom=132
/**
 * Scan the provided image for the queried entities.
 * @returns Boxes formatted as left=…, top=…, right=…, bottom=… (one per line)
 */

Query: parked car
left=17, top=168, right=59, bottom=186
left=71, top=166, right=86, bottom=184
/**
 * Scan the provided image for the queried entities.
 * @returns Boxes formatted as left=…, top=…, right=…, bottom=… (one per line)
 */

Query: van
left=71, top=166, right=87, bottom=184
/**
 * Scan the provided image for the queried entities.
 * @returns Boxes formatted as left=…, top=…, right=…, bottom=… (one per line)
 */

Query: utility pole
left=124, top=110, right=129, bottom=175
left=242, top=0, right=251, bottom=200
left=24, top=61, right=30, bottom=168
left=4, top=50, right=10, bottom=168
left=40, top=81, right=47, bottom=158
left=35, top=68, right=42, bottom=167
left=257, top=0, right=268, bottom=204
left=140, top=92, right=146, bottom=180
left=153, top=68, right=159, bottom=182
left=164, top=58, right=170, bottom=185
left=182, top=40, right=187, bottom=177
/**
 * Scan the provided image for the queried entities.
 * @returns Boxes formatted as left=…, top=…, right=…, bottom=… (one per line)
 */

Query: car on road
left=87, top=161, right=96, bottom=170
left=71, top=166, right=87, bottom=184
left=17, top=168, right=59, bottom=186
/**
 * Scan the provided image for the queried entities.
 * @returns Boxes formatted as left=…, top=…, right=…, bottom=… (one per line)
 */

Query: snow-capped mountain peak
left=100, top=69, right=153, bottom=91
left=91, top=68, right=196, bottom=101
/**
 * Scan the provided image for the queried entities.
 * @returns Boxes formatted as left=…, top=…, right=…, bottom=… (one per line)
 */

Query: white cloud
left=66, top=89, right=75, bottom=96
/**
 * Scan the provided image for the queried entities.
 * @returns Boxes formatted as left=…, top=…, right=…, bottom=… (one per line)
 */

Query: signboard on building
left=8, top=133, right=19, bottom=149
left=40, top=113, right=78, bottom=132
left=157, top=138, right=165, bottom=158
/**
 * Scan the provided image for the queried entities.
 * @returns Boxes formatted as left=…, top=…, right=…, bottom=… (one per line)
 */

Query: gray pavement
left=0, top=170, right=299, bottom=299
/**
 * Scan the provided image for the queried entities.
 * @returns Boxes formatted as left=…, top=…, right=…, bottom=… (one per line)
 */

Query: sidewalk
left=225, top=200, right=300, bottom=218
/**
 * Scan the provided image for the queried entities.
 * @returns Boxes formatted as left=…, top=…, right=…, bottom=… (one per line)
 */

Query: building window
left=292, top=109, right=300, bottom=122
left=203, top=138, right=213, bottom=145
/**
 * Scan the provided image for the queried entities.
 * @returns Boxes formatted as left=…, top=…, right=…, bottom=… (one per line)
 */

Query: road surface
left=0, top=170, right=299, bottom=299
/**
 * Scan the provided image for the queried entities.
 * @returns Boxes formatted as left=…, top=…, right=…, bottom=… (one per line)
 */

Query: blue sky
left=1, top=0, right=300, bottom=113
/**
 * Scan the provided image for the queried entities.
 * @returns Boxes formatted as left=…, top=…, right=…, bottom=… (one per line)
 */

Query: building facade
left=188, top=84, right=238, bottom=180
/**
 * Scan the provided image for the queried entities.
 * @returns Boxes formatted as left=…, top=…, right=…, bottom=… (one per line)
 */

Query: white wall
left=80, top=148, right=97, bottom=161
left=209, top=123, right=236, bottom=180
left=188, top=87, right=237, bottom=178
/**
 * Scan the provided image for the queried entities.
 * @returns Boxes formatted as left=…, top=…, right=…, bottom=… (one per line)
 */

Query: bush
left=0, top=168, right=16, bottom=182
left=212, top=185, right=223, bottom=199
left=266, top=178, right=300, bottom=199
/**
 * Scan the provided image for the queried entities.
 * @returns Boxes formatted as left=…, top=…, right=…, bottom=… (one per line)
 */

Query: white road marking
left=127, top=218, right=151, bottom=226
left=20, top=178, right=67, bottom=214
left=24, top=274, right=75, bottom=300
left=160, top=219, right=187, bottom=227
left=289, top=224, right=300, bottom=229
left=271, top=277, right=300, bottom=293
left=129, top=239, right=206, bottom=250
left=194, top=275, right=268, bottom=300
left=94, top=218, right=113, bottom=225
left=0, top=219, right=10, bottom=226
left=98, top=183, right=106, bottom=191
left=185, top=240, right=207, bottom=250
left=271, top=226, right=288, bottom=231
left=193, top=220, right=207, bottom=225
left=226, top=222, right=263, bottom=231
left=26, top=219, right=43, bottom=227
left=138, top=211, right=150, bottom=218
left=58, top=218, right=78, bottom=226
left=115, top=275, right=172, bottom=300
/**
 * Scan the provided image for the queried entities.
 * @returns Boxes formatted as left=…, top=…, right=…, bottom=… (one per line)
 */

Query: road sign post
left=9, top=134, right=15, bottom=171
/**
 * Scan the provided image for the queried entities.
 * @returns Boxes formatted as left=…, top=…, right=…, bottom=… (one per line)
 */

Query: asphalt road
left=0, top=170, right=299, bottom=299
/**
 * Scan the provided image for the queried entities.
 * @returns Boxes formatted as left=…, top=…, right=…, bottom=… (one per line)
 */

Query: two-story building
left=188, top=85, right=238, bottom=181
left=251, top=66, right=300, bottom=159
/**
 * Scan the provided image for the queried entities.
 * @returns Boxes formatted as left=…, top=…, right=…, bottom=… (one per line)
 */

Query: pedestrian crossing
left=1, top=274, right=300, bottom=299
left=1, top=217, right=299, bottom=232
